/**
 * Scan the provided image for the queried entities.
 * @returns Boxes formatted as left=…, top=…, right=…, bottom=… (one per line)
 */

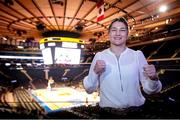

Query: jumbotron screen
left=40, top=37, right=84, bottom=65
left=54, top=48, right=81, bottom=64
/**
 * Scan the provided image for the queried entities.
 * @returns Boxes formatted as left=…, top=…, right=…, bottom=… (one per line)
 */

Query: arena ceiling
left=0, top=0, right=179, bottom=44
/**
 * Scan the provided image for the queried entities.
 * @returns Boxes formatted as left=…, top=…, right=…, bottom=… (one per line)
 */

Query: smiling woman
left=0, top=0, right=179, bottom=119
left=109, top=18, right=129, bottom=50
left=83, top=17, right=162, bottom=109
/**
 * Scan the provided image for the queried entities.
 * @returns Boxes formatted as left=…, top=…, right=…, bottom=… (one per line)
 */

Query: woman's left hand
left=143, top=64, right=159, bottom=81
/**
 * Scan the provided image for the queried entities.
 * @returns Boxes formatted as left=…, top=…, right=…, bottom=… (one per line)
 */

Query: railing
left=80, top=57, right=180, bottom=65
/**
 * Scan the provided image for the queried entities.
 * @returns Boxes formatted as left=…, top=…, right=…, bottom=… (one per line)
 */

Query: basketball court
left=31, top=87, right=100, bottom=113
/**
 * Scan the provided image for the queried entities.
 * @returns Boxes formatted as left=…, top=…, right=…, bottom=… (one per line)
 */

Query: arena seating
left=0, top=36, right=179, bottom=118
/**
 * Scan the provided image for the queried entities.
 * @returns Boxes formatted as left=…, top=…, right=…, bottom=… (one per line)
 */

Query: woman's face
left=109, top=21, right=128, bottom=46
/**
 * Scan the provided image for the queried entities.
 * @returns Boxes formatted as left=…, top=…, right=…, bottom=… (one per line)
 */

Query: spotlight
left=17, top=30, right=22, bottom=36
left=75, top=24, right=84, bottom=32
left=3, top=0, right=14, bottom=6
left=36, top=23, right=46, bottom=31
left=51, top=0, right=64, bottom=6
left=159, top=5, right=167, bottom=12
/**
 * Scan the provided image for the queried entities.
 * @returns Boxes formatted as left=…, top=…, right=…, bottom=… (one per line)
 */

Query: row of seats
left=0, top=86, right=46, bottom=119
left=67, top=85, right=180, bottom=119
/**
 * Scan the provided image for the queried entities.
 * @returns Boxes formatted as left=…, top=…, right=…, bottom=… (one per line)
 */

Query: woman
left=83, top=17, right=162, bottom=108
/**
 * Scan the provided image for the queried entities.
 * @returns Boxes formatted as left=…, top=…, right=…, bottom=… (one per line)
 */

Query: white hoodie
left=83, top=47, right=162, bottom=108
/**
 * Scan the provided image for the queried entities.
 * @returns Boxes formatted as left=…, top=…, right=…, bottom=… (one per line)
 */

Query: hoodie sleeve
left=83, top=52, right=100, bottom=94
left=137, top=50, right=162, bottom=95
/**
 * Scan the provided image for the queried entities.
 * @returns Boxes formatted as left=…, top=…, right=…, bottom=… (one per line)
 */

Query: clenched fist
left=94, top=60, right=106, bottom=75
left=143, top=64, right=159, bottom=80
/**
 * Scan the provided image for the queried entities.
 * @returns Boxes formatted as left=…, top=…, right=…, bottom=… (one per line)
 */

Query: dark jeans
left=98, top=102, right=148, bottom=119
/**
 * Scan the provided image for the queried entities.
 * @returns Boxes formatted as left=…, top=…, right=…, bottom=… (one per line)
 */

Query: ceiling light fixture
left=51, top=0, right=64, bottom=6
left=3, top=0, right=14, bottom=6
left=135, top=33, right=138, bottom=37
left=165, top=19, right=169, bottom=24
left=159, top=5, right=167, bottom=12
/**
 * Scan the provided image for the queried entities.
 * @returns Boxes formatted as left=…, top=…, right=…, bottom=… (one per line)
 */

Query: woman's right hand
left=94, top=60, right=106, bottom=75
